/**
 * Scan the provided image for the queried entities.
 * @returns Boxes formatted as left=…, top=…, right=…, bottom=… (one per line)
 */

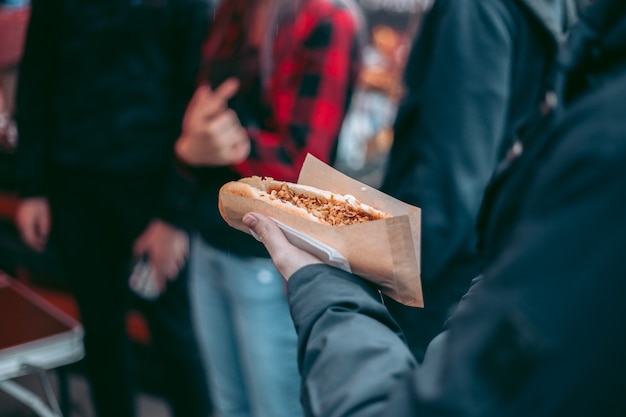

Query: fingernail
left=243, top=213, right=258, bottom=228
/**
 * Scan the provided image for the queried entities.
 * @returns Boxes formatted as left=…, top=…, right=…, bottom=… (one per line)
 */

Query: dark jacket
left=379, top=0, right=579, bottom=360
left=15, top=0, right=210, bottom=228
left=287, top=1, right=626, bottom=415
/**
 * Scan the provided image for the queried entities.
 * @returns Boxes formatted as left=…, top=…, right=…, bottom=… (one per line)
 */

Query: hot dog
left=219, top=176, right=391, bottom=226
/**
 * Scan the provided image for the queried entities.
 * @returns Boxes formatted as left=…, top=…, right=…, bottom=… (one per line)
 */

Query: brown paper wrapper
left=218, top=154, right=423, bottom=307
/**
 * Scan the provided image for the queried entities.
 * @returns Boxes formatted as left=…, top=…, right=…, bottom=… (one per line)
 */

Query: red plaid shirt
left=202, top=0, right=361, bottom=183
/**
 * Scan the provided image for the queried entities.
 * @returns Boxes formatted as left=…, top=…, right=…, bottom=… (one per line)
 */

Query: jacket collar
left=584, top=0, right=626, bottom=63
left=558, top=0, right=626, bottom=75
left=519, top=0, right=580, bottom=41
left=555, top=0, right=626, bottom=104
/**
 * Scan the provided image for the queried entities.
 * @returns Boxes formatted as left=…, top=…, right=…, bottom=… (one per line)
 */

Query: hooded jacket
left=379, top=0, right=580, bottom=360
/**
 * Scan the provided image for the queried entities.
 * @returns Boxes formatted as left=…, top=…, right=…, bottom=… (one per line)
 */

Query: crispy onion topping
left=268, top=183, right=379, bottom=226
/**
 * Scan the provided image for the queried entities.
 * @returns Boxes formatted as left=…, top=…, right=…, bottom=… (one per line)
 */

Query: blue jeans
left=189, top=235, right=303, bottom=417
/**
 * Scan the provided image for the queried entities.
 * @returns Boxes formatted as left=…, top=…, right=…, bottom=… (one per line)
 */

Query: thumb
left=243, top=212, right=287, bottom=257
left=35, top=207, right=51, bottom=239
left=243, top=212, right=324, bottom=279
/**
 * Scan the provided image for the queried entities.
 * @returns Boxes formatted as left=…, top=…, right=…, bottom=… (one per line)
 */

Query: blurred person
left=379, top=0, right=582, bottom=361
left=173, top=0, right=363, bottom=416
left=336, top=24, right=406, bottom=174
left=239, top=2, right=626, bottom=414
left=14, top=1, right=213, bottom=416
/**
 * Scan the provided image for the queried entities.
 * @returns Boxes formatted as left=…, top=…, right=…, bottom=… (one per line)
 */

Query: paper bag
left=218, top=154, right=423, bottom=307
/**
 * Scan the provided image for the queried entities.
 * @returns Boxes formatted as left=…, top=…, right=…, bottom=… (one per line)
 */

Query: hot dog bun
left=220, top=176, right=391, bottom=226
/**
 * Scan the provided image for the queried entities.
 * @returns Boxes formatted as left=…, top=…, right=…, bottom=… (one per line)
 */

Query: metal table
left=0, top=272, right=84, bottom=417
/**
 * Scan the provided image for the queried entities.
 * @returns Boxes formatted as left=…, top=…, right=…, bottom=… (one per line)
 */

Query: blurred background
left=0, top=0, right=430, bottom=416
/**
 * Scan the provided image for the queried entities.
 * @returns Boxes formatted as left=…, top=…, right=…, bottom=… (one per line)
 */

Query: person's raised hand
left=15, top=197, right=51, bottom=253
left=175, top=78, right=250, bottom=166
left=242, top=212, right=323, bottom=280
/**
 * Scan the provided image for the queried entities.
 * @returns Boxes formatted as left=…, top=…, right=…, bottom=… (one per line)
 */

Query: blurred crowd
left=1, top=0, right=625, bottom=416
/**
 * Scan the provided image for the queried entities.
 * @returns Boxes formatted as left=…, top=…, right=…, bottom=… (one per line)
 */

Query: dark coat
left=287, top=1, right=626, bottom=415
left=379, top=0, right=580, bottom=360
left=15, top=0, right=210, bottom=228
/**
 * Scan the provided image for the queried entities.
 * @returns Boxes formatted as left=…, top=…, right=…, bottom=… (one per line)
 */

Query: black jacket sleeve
left=153, top=0, right=210, bottom=230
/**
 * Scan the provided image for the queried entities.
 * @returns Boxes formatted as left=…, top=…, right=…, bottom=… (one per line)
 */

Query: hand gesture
left=175, top=78, right=251, bottom=166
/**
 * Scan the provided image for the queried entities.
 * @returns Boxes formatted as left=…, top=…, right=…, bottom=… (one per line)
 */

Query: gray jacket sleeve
left=288, top=264, right=511, bottom=417
left=287, top=265, right=418, bottom=417
left=287, top=264, right=506, bottom=417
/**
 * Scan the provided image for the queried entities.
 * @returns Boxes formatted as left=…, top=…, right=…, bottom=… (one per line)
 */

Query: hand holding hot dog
left=175, top=78, right=251, bottom=166
left=243, top=212, right=323, bottom=280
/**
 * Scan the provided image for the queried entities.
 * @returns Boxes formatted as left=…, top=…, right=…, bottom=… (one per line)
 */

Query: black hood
left=557, top=0, right=626, bottom=102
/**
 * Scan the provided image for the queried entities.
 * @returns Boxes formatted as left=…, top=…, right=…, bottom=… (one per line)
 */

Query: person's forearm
left=288, top=264, right=417, bottom=417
